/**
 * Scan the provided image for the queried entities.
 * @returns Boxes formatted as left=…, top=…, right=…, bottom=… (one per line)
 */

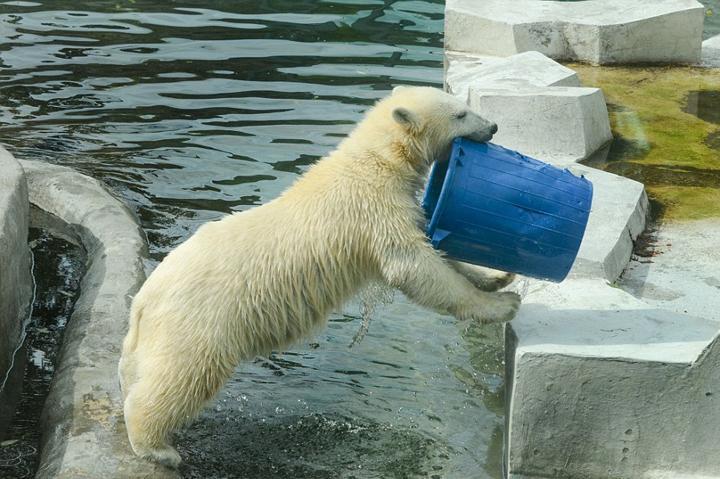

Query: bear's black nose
left=490, top=123, right=498, bottom=134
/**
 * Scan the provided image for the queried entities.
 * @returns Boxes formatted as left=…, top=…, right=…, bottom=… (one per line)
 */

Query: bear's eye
left=455, top=111, right=467, bottom=120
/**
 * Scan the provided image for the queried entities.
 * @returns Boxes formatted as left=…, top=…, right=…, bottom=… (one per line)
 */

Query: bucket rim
left=425, top=137, right=464, bottom=246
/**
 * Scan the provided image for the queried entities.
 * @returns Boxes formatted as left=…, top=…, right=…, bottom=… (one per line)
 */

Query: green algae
left=571, top=64, right=720, bottom=221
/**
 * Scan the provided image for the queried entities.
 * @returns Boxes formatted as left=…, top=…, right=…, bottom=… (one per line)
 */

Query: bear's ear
left=392, top=107, right=418, bottom=130
left=392, top=85, right=407, bottom=94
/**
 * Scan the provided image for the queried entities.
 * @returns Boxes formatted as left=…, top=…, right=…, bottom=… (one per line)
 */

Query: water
left=0, top=1, right=447, bottom=258
left=684, top=90, right=720, bottom=124
left=0, top=2, right=507, bottom=478
left=0, top=229, right=84, bottom=479
left=574, top=64, right=720, bottom=222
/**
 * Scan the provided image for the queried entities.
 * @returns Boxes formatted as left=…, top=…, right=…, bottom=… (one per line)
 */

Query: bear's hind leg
left=117, top=351, right=137, bottom=402
left=124, top=386, right=183, bottom=468
left=123, top=357, right=235, bottom=468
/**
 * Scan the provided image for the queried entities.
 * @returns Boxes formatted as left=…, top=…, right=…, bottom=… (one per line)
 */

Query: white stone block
left=445, top=50, right=580, bottom=100
left=443, top=5, right=720, bottom=478
left=566, top=165, right=648, bottom=282
left=701, top=34, right=720, bottom=67
left=620, top=220, right=720, bottom=321
left=468, top=86, right=613, bottom=165
left=444, top=51, right=610, bottom=163
left=446, top=0, right=705, bottom=65
left=505, top=279, right=720, bottom=479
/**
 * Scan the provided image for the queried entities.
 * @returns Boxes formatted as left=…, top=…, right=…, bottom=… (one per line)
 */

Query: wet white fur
left=118, top=86, right=520, bottom=468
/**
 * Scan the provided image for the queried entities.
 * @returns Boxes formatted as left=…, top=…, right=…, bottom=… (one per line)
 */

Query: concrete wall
left=17, top=160, right=176, bottom=478
left=505, top=279, right=720, bottom=479
left=0, top=147, right=31, bottom=438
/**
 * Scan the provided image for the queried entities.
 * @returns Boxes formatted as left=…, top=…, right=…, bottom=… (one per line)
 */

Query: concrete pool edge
left=17, top=160, right=176, bottom=479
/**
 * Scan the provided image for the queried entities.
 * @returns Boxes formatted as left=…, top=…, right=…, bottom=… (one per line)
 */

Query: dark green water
left=0, top=229, right=84, bottom=479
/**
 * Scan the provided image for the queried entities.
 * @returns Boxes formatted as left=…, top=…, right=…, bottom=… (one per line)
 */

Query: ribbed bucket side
left=423, top=139, right=593, bottom=282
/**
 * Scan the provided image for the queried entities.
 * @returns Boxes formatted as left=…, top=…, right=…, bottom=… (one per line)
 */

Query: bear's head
left=363, top=86, right=497, bottom=171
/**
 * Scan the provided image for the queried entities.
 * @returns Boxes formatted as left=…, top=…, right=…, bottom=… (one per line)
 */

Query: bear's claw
left=481, top=291, right=521, bottom=324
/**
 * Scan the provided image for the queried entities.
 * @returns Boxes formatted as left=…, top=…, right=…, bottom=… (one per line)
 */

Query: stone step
left=702, top=34, right=720, bottom=66
left=469, top=86, right=612, bottom=165
left=445, top=0, right=705, bottom=64
left=445, top=50, right=581, bottom=100
left=445, top=51, right=613, bottom=164
left=566, top=165, right=648, bottom=283
left=506, top=278, right=720, bottom=479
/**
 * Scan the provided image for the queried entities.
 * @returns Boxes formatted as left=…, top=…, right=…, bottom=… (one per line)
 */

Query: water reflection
left=684, top=90, right=720, bottom=125
left=573, top=64, right=720, bottom=221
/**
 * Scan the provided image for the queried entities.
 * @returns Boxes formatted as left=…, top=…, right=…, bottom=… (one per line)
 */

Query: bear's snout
left=465, top=123, right=497, bottom=143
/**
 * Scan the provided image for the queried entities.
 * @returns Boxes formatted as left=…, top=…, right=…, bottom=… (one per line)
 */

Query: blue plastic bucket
left=422, top=138, right=593, bottom=282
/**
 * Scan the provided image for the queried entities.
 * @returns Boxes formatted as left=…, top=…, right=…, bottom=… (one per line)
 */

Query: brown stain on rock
left=75, top=392, right=118, bottom=435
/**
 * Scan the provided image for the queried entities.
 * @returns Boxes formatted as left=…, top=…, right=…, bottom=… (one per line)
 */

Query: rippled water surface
left=0, top=2, right=508, bottom=478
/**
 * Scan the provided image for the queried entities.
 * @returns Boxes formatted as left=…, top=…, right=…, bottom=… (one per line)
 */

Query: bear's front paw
left=480, top=291, right=521, bottom=324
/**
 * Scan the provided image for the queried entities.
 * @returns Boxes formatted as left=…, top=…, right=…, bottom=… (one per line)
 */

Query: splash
left=0, top=251, right=35, bottom=396
left=349, top=281, right=395, bottom=348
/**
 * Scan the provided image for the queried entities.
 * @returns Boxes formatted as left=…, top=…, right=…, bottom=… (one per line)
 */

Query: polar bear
left=118, top=86, right=520, bottom=468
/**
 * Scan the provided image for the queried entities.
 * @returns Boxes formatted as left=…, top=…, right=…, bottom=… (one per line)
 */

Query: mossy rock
left=572, top=64, right=720, bottom=222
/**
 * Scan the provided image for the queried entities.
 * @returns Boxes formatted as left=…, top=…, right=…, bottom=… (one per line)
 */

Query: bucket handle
left=430, top=229, right=451, bottom=248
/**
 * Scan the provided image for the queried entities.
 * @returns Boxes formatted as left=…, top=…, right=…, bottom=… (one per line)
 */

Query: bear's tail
left=118, top=302, right=143, bottom=398
left=123, top=301, right=143, bottom=353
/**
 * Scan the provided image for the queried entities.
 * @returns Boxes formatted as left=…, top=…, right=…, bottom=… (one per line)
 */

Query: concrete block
left=0, top=147, right=31, bottom=438
left=19, top=161, right=174, bottom=478
left=505, top=220, right=720, bottom=479
left=444, top=51, right=496, bottom=99
left=467, top=86, right=613, bottom=165
left=505, top=279, right=720, bottom=479
left=445, top=50, right=580, bottom=100
left=620, top=219, right=720, bottom=323
left=446, top=0, right=705, bottom=65
left=444, top=51, right=610, bottom=163
left=701, top=34, right=720, bottom=67
left=567, top=165, right=649, bottom=282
